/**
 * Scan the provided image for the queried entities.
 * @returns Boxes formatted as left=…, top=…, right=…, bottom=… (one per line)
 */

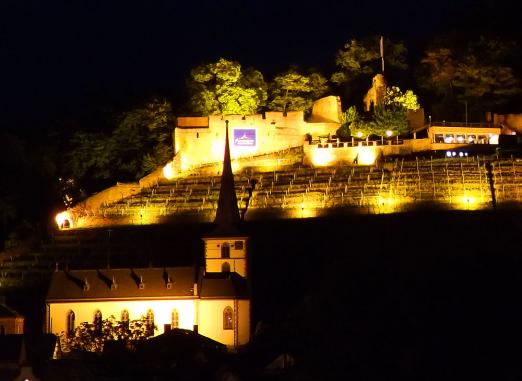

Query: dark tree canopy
left=332, top=36, right=408, bottom=85
left=417, top=36, right=521, bottom=119
left=66, top=99, right=174, bottom=193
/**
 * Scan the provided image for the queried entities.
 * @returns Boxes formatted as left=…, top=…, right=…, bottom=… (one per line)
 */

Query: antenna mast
left=380, top=35, right=384, bottom=73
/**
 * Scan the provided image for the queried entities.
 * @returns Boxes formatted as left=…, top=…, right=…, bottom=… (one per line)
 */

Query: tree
left=188, top=58, right=267, bottom=115
left=370, top=106, right=409, bottom=137
left=336, top=106, right=360, bottom=139
left=338, top=83, right=415, bottom=140
left=268, top=69, right=328, bottom=113
left=453, top=55, right=519, bottom=104
left=384, top=86, right=420, bottom=111
left=418, top=47, right=456, bottom=98
left=418, top=36, right=521, bottom=118
left=332, top=36, right=408, bottom=85
left=0, top=132, right=60, bottom=250
left=58, top=315, right=156, bottom=355
left=332, top=36, right=408, bottom=112
left=66, top=99, right=175, bottom=193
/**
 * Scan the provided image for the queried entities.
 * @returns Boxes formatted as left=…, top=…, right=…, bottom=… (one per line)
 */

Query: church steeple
left=213, top=120, right=241, bottom=234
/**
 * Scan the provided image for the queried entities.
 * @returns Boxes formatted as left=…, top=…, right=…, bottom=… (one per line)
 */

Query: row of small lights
left=446, top=151, right=469, bottom=158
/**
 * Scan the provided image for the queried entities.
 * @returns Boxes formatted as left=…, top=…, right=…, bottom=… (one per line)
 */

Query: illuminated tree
left=338, top=98, right=410, bottom=140
left=188, top=58, right=267, bottom=115
left=370, top=106, right=409, bottom=137
left=384, top=86, right=420, bottom=111
left=58, top=315, right=157, bottom=355
left=268, top=69, right=328, bottom=113
left=336, top=106, right=360, bottom=139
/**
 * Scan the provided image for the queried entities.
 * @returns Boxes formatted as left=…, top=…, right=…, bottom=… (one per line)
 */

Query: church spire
left=213, top=120, right=241, bottom=234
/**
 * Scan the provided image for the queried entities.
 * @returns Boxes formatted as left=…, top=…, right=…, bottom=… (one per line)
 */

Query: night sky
left=1, top=0, right=519, bottom=130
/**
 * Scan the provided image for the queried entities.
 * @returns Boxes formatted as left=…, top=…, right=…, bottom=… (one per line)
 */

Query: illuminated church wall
left=48, top=299, right=250, bottom=346
left=48, top=299, right=196, bottom=336
left=198, top=299, right=250, bottom=347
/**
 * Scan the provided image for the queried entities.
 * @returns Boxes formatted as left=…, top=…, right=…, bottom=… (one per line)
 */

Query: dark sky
left=0, top=0, right=518, bottom=130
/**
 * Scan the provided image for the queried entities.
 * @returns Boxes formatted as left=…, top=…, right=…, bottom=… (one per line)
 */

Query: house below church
left=0, top=299, right=24, bottom=335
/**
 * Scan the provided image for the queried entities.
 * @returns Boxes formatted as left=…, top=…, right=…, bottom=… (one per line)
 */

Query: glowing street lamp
left=386, top=130, right=393, bottom=137
left=55, top=211, right=73, bottom=229
left=357, top=131, right=363, bottom=138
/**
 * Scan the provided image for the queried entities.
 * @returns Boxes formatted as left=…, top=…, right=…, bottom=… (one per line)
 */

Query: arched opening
left=221, top=242, right=230, bottom=258
left=66, top=310, right=75, bottom=336
left=146, top=309, right=155, bottom=336
left=171, top=309, right=179, bottom=329
left=0, top=325, right=5, bottom=335
left=222, top=262, right=231, bottom=273
left=223, top=306, right=234, bottom=330
left=93, top=310, right=102, bottom=335
left=121, top=309, right=129, bottom=327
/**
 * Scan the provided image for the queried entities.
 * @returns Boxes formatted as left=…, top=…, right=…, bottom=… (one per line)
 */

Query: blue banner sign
left=233, top=129, right=256, bottom=147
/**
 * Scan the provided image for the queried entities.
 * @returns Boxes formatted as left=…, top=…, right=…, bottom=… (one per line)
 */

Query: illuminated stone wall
left=407, top=108, right=425, bottom=130
left=309, top=95, right=342, bottom=123
left=303, top=138, right=433, bottom=167
left=175, top=97, right=342, bottom=170
left=492, top=113, right=522, bottom=134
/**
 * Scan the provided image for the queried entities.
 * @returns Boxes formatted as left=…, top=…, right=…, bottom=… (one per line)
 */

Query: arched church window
left=221, top=242, right=230, bottom=258
left=222, top=262, right=231, bottom=273
left=121, top=309, right=129, bottom=327
left=223, top=306, right=234, bottom=330
left=171, top=309, right=179, bottom=329
left=146, top=309, right=155, bottom=335
left=66, top=310, right=75, bottom=336
left=93, top=310, right=102, bottom=334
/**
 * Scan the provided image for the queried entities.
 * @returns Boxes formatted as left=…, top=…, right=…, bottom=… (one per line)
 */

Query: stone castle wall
left=493, top=113, right=522, bottom=134
left=175, top=97, right=342, bottom=169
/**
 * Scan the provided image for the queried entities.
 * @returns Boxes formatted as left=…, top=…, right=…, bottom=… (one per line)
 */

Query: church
left=45, top=122, right=251, bottom=349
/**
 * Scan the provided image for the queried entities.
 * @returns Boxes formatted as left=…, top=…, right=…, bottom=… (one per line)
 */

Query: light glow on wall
left=163, top=161, right=175, bottom=180
left=377, top=196, right=399, bottom=213
left=356, top=147, right=377, bottom=165
left=311, top=148, right=334, bottom=166
left=55, top=211, right=73, bottom=229
left=180, top=155, right=190, bottom=171
left=457, top=194, right=484, bottom=210
left=231, top=161, right=241, bottom=172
